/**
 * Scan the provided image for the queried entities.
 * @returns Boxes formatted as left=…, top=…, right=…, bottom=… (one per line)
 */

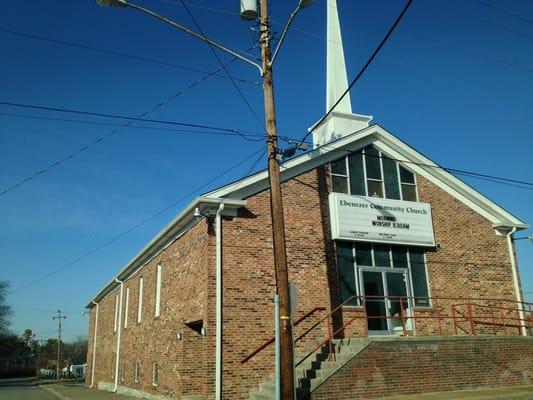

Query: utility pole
left=35, top=339, right=46, bottom=377
left=52, top=310, right=66, bottom=381
left=259, top=1, right=295, bottom=398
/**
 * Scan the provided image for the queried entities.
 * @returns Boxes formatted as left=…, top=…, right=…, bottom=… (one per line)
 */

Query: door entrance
left=360, top=269, right=411, bottom=335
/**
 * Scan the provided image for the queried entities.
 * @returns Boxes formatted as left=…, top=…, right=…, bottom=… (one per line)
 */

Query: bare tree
left=0, top=281, right=13, bottom=337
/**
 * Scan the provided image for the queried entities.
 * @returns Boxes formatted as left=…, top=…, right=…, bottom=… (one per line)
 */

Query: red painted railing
left=294, top=295, right=533, bottom=367
left=241, top=296, right=533, bottom=366
left=240, top=306, right=326, bottom=364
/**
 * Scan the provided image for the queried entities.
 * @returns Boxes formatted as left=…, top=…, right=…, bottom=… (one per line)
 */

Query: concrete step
left=250, top=337, right=371, bottom=400
left=250, top=389, right=273, bottom=400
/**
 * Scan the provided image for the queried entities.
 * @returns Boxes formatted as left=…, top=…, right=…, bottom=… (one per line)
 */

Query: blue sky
left=1, top=0, right=532, bottom=341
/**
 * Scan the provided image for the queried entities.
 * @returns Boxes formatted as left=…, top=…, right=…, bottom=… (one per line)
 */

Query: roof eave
left=86, top=197, right=246, bottom=308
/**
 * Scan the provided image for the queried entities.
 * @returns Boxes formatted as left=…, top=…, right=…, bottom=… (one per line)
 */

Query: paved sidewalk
left=369, top=385, right=533, bottom=400
left=40, top=383, right=139, bottom=400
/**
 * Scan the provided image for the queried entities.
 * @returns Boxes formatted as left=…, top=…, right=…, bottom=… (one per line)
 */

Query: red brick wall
left=220, top=166, right=335, bottom=399
left=85, top=161, right=525, bottom=400
left=86, top=220, right=214, bottom=399
left=311, top=337, right=533, bottom=399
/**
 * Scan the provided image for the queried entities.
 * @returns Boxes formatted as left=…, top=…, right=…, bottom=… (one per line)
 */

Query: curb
left=40, top=384, right=71, bottom=400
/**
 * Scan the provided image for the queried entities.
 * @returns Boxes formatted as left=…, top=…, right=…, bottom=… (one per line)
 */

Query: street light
left=95, top=1, right=312, bottom=399
left=270, top=0, right=315, bottom=66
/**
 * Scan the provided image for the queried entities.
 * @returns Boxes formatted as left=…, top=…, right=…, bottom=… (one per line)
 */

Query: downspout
left=215, top=203, right=224, bottom=400
left=90, top=301, right=99, bottom=388
left=506, top=227, right=527, bottom=336
left=114, top=279, right=124, bottom=392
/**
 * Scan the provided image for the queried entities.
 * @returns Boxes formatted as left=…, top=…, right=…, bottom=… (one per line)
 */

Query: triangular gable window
left=330, top=146, right=418, bottom=202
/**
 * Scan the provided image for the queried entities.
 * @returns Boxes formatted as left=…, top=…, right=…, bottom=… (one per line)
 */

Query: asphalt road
left=0, top=378, right=58, bottom=400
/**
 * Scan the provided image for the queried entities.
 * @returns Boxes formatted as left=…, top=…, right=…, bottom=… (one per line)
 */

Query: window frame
left=134, top=361, right=140, bottom=383
left=337, top=242, right=431, bottom=308
left=113, top=294, right=119, bottom=333
left=155, top=264, right=162, bottom=317
left=398, top=164, right=418, bottom=202
left=137, top=277, right=144, bottom=324
left=364, top=147, right=385, bottom=198
left=330, top=147, right=419, bottom=202
left=152, top=363, right=158, bottom=387
left=124, top=286, right=130, bottom=328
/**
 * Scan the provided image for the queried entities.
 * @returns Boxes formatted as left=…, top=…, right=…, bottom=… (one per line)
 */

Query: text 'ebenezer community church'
left=85, top=1, right=532, bottom=399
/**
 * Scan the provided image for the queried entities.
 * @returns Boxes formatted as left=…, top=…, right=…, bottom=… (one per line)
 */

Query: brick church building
left=85, top=1, right=531, bottom=399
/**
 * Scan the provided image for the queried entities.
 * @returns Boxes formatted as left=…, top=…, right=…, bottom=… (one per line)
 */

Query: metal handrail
left=294, top=295, right=533, bottom=368
left=241, top=306, right=326, bottom=364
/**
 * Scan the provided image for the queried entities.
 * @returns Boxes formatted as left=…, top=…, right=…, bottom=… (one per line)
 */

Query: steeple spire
left=326, top=0, right=352, bottom=113
left=310, top=0, right=372, bottom=148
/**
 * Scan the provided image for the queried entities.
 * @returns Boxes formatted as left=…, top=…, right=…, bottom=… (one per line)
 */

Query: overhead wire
left=179, top=0, right=265, bottom=129
left=0, top=28, right=258, bottom=85
left=300, top=0, right=414, bottom=145
left=281, top=135, right=533, bottom=190
left=473, top=0, right=533, bottom=25
left=0, top=102, right=261, bottom=136
left=0, top=112, right=269, bottom=139
left=0, top=62, right=265, bottom=199
left=9, top=146, right=265, bottom=294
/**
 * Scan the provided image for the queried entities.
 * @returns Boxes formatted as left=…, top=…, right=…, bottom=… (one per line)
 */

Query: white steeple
left=310, top=0, right=372, bottom=148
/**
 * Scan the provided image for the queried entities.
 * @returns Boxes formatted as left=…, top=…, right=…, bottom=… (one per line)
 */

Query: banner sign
left=329, top=193, right=435, bottom=247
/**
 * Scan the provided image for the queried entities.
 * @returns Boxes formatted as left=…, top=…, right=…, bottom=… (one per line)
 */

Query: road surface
left=0, top=378, right=58, bottom=400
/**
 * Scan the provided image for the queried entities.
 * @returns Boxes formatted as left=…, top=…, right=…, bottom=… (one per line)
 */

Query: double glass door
left=359, top=268, right=411, bottom=334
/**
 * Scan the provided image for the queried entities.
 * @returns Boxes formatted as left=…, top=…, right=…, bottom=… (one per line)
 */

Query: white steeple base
left=310, top=112, right=373, bottom=148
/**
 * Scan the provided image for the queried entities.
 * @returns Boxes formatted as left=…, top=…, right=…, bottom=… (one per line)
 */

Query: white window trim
left=341, top=244, right=431, bottom=310
left=113, top=294, right=119, bottom=333
left=124, top=287, right=130, bottom=328
left=398, top=164, right=419, bottom=202
left=137, top=277, right=144, bottom=324
left=331, top=148, right=420, bottom=201
left=134, top=361, right=140, bottom=383
left=152, top=363, right=158, bottom=387
left=155, top=264, right=162, bottom=317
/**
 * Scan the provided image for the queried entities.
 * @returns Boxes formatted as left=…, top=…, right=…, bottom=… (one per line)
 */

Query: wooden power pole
left=53, top=310, right=66, bottom=381
left=259, top=0, right=295, bottom=398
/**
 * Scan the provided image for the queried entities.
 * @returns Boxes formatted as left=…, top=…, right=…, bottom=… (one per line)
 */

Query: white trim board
left=205, top=124, right=526, bottom=229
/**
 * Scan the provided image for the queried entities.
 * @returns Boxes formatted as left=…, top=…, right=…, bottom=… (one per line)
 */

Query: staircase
left=249, top=337, right=370, bottom=400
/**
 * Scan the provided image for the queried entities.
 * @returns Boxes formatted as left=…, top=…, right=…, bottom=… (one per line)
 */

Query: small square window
left=331, top=158, right=347, bottom=175
left=367, top=180, right=383, bottom=198
left=399, top=165, right=415, bottom=184
left=332, top=175, right=349, bottom=194
left=402, top=184, right=417, bottom=201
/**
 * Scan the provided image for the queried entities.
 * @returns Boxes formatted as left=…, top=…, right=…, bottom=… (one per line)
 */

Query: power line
left=0, top=27, right=258, bottom=85
left=178, top=0, right=264, bottom=128
left=0, top=101, right=258, bottom=135
left=9, top=147, right=264, bottom=294
left=0, top=112, right=268, bottom=139
left=473, top=0, right=533, bottom=25
left=0, top=88, right=264, bottom=198
left=281, top=136, right=533, bottom=190
left=300, top=0, right=414, bottom=145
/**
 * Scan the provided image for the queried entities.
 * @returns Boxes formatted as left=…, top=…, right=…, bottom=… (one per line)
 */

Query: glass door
left=361, top=271, right=388, bottom=332
left=360, top=269, right=410, bottom=335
